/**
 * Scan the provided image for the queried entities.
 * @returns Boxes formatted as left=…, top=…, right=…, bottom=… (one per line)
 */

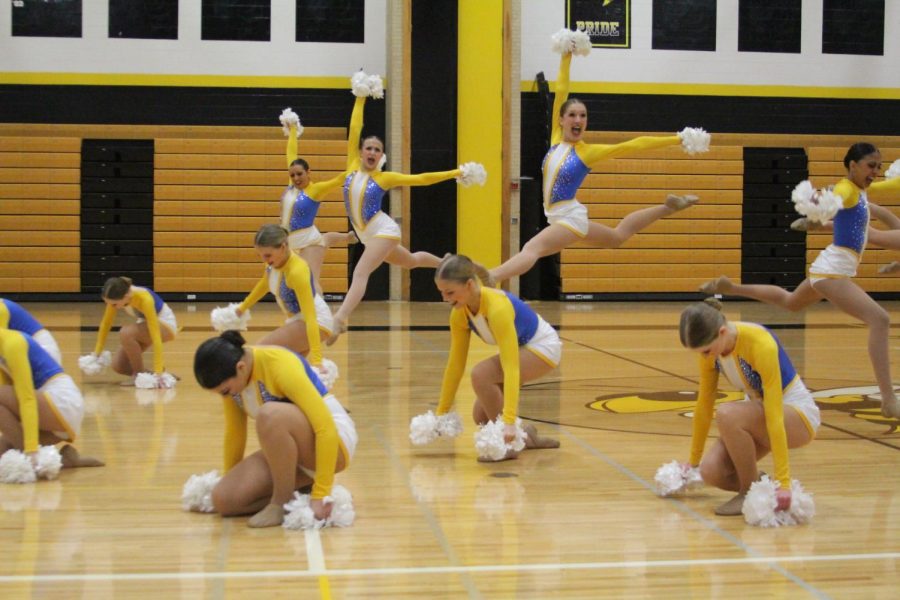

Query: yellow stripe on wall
left=526, top=80, right=900, bottom=100
left=458, top=0, right=503, bottom=267
left=0, top=72, right=370, bottom=89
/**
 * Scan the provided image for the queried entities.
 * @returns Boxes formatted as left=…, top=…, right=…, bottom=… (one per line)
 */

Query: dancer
left=326, top=71, right=486, bottom=344
left=431, top=254, right=560, bottom=461
left=677, top=300, right=819, bottom=515
left=231, top=224, right=331, bottom=368
left=84, top=277, right=177, bottom=386
left=278, top=108, right=357, bottom=293
left=489, top=29, right=706, bottom=284
left=700, top=143, right=900, bottom=418
left=0, top=328, right=103, bottom=472
left=193, top=331, right=357, bottom=527
left=0, top=297, right=62, bottom=364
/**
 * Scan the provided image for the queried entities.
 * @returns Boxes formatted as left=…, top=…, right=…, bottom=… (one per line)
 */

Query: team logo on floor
left=587, top=385, right=899, bottom=433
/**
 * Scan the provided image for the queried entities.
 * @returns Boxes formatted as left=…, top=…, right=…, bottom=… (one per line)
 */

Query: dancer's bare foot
left=523, top=424, right=560, bottom=450
left=880, top=396, right=900, bottom=419
left=698, top=275, right=733, bottom=295
left=60, top=445, right=105, bottom=468
left=325, top=316, right=347, bottom=346
left=664, top=194, right=699, bottom=211
left=347, top=230, right=359, bottom=245
left=248, top=503, right=285, bottom=528
left=878, top=261, right=900, bottom=275
left=714, top=492, right=746, bottom=516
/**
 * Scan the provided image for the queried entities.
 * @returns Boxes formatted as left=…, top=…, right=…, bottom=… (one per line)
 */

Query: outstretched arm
left=550, top=53, right=572, bottom=146
left=870, top=202, right=900, bottom=230
left=286, top=125, right=298, bottom=171
left=579, top=134, right=681, bottom=167
left=435, top=311, right=471, bottom=415
left=375, top=169, right=462, bottom=191
left=305, top=171, right=349, bottom=201
left=346, top=96, right=365, bottom=172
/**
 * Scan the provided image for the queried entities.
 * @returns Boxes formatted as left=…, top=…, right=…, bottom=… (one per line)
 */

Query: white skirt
left=809, top=244, right=859, bottom=284
left=524, top=317, right=562, bottom=367
left=285, top=294, right=334, bottom=335
left=298, top=394, right=359, bottom=478
left=546, top=200, right=589, bottom=238
left=41, top=374, right=84, bottom=441
left=288, top=225, right=326, bottom=251
left=355, top=211, right=401, bottom=244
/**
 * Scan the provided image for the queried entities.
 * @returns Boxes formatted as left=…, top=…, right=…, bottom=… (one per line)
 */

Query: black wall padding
left=81, top=140, right=155, bottom=294
left=740, top=147, right=808, bottom=288
left=409, top=0, right=458, bottom=301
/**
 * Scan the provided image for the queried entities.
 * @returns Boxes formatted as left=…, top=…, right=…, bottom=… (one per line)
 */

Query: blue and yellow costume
left=237, top=252, right=324, bottom=366
left=94, top=286, right=171, bottom=374
left=0, top=329, right=71, bottom=453
left=691, top=322, right=818, bottom=489
left=436, top=287, right=557, bottom=425
left=342, top=96, right=461, bottom=240
left=0, top=299, right=44, bottom=337
left=221, top=346, right=348, bottom=500
left=543, top=53, right=683, bottom=234
left=280, top=121, right=349, bottom=249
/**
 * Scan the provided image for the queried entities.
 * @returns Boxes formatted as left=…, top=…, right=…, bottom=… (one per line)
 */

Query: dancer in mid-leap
left=489, top=29, right=706, bottom=284
left=701, top=143, right=900, bottom=418
left=327, top=71, right=485, bottom=345
left=277, top=108, right=356, bottom=294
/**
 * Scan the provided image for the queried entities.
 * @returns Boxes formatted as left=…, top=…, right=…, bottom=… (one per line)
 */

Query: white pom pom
left=0, top=449, right=36, bottom=484
left=678, top=127, right=711, bottom=155
left=367, top=74, right=384, bottom=99
left=436, top=411, right=463, bottom=438
left=409, top=410, right=439, bottom=446
left=78, top=352, right=109, bottom=376
left=181, top=470, right=221, bottom=512
left=134, top=372, right=177, bottom=389
left=457, top=162, right=487, bottom=187
left=311, top=358, right=339, bottom=391
left=34, top=445, right=62, bottom=480
left=742, top=475, right=815, bottom=527
left=791, top=180, right=842, bottom=224
left=351, top=70, right=371, bottom=97
left=210, top=303, right=250, bottom=332
left=474, top=418, right=526, bottom=461
left=885, top=159, right=900, bottom=180
left=279, top=108, right=303, bottom=139
left=654, top=460, right=703, bottom=497
left=282, top=484, right=355, bottom=530
left=551, top=28, right=592, bottom=56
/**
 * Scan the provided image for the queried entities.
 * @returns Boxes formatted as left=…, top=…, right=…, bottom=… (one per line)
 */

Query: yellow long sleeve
left=751, top=336, right=791, bottom=488
left=346, top=96, right=365, bottom=172
left=1, top=332, right=40, bottom=453
left=436, top=309, right=472, bottom=415
left=286, top=124, right=298, bottom=171
left=222, top=395, right=248, bottom=473
left=577, top=135, right=681, bottom=167
left=689, top=355, right=720, bottom=466
left=93, top=304, right=117, bottom=355
left=238, top=276, right=271, bottom=313
left=283, top=256, right=323, bottom=366
left=550, top=53, right=572, bottom=146
left=373, top=169, right=461, bottom=191
left=305, top=171, right=349, bottom=201
left=261, top=349, right=340, bottom=499
left=131, top=290, right=165, bottom=373
left=867, top=176, right=900, bottom=201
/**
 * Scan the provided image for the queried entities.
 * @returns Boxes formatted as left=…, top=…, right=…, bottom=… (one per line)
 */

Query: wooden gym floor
left=1, top=299, right=898, bottom=598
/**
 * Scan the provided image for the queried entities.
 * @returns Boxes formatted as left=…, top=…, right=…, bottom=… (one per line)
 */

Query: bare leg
left=112, top=322, right=175, bottom=378
left=322, top=231, right=357, bottom=247
left=865, top=227, right=900, bottom=250
left=384, top=245, right=442, bottom=269
left=490, top=225, right=579, bottom=284
left=699, top=277, right=823, bottom=312
left=257, top=320, right=326, bottom=356
left=248, top=402, right=347, bottom=527
left=581, top=196, right=695, bottom=248
left=211, top=450, right=312, bottom=518
left=298, top=245, right=327, bottom=295
left=328, top=237, right=400, bottom=345
left=813, top=278, right=899, bottom=417
left=0, top=386, right=103, bottom=466
left=471, top=351, right=558, bottom=462
left=700, top=401, right=812, bottom=515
